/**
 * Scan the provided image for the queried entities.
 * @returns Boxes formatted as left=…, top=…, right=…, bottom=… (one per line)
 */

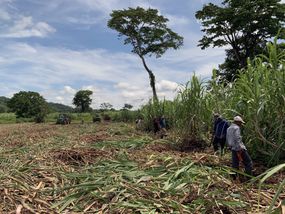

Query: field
left=0, top=122, right=284, bottom=213
left=0, top=113, right=95, bottom=124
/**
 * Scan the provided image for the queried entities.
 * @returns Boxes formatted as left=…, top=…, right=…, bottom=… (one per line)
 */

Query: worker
left=159, top=115, right=167, bottom=138
left=226, top=116, right=253, bottom=179
left=212, top=113, right=229, bottom=155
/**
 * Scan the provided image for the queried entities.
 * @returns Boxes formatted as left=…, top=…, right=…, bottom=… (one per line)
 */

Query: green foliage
left=108, top=7, right=183, bottom=58
left=137, top=37, right=285, bottom=165
left=230, top=45, right=285, bottom=165
left=70, top=113, right=93, bottom=123
left=0, top=113, right=16, bottom=124
left=123, top=103, right=133, bottom=110
left=108, top=7, right=183, bottom=100
left=111, top=109, right=140, bottom=123
left=7, top=91, right=49, bottom=123
left=0, top=96, right=10, bottom=113
left=208, top=39, right=285, bottom=165
left=45, top=112, right=93, bottom=123
left=92, top=114, right=101, bottom=123
left=0, top=105, right=8, bottom=113
left=140, top=99, right=175, bottom=132
left=48, top=102, right=74, bottom=113
left=73, top=90, right=93, bottom=113
left=196, top=0, right=285, bottom=81
left=0, top=96, right=73, bottom=114
left=100, top=102, right=113, bottom=111
left=174, top=76, right=212, bottom=142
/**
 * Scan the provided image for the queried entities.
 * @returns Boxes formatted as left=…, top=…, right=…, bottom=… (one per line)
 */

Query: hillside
left=48, top=102, right=74, bottom=112
left=0, top=96, right=74, bottom=113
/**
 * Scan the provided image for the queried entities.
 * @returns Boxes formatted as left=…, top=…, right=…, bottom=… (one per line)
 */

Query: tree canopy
left=108, top=7, right=183, bottom=101
left=7, top=91, right=49, bottom=122
left=123, top=103, right=133, bottom=110
left=0, top=96, right=10, bottom=113
left=100, top=102, right=113, bottom=111
left=196, top=0, right=285, bottom=81
left=73, top=90, right=93, bottom=112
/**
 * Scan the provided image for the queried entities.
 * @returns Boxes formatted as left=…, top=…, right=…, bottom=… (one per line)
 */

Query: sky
left=0, top=0, right=230, bottom=109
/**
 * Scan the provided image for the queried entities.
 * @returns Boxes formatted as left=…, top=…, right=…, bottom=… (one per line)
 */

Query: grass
left=0, top=122, right=284, bottom=213
left=0, top=113, right=16, bottom=123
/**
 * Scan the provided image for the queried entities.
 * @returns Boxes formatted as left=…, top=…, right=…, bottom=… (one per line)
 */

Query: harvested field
left=0, top=122, right=284, bottom=213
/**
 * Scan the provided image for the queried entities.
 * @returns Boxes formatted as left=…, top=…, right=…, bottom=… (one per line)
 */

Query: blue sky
left=0, top=0, right=229, bottom=109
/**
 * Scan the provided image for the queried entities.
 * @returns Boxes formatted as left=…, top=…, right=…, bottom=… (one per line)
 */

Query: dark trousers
left=232, top=149, right=253, bottom=176
left=213, top=137, right=226, bottom=151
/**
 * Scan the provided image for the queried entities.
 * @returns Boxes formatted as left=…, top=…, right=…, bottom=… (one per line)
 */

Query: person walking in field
left=135, top=117, right=143, bottom=130
left=153, top=117, right=161, bottom=134
left=226, top=116, right=253, bottom=179
left=159, top=115, right=167, bottom=138
left=212, top=113, right=229, bottom=155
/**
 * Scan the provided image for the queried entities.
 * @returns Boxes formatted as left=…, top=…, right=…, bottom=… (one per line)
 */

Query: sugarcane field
left=1, top=0, right=285, bottom=213
left=0, top=116, right=284, bottom=213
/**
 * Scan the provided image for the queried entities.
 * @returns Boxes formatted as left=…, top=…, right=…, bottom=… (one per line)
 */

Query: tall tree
left=196, top=0, right=285, bottom=81
left=108, top=7, right=183, bottom=101
left=123, top=103, right=133, bottom=110
left=8, top=91, right=49, bottom=122
left=73, top=90, right=93, bottom=112
left=100, top=102, right=113, bottom=111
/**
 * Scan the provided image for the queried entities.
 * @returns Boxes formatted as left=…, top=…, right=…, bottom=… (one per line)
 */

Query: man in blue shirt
left=212, top=113, right=229, bottom=155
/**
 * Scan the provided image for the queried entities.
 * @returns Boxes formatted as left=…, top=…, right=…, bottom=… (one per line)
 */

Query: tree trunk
left=139, top=55, right=158, bottom=102
left=81, top=103, right=85, bottom=113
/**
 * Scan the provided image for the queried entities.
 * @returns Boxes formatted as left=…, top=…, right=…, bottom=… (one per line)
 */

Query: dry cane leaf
left=16, top=205, right=23, bottom=214
left=35, top=181, right=43, bottom=190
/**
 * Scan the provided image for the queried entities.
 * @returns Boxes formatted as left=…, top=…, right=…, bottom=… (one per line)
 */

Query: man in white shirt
left=227, top=116, right=253, bottom=178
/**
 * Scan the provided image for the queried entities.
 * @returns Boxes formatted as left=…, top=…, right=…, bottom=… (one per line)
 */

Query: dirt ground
left=0, top=122, right=284, bottom=213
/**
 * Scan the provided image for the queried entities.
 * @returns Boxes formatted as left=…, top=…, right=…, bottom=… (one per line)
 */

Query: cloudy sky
left=0, top=0, right=228, bottom=109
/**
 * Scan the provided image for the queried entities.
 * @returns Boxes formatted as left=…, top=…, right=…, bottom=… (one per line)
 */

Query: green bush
left=0, top=113, right=16, bottom=124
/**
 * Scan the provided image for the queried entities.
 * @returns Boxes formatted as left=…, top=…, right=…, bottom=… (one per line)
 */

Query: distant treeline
left=0, top=96, right=74, bottom=113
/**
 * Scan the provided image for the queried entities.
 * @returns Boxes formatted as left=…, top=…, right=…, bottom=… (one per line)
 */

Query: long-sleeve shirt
left=213, top=118, right=229, bottom=139
left=226, top=123, right=246, bottom=151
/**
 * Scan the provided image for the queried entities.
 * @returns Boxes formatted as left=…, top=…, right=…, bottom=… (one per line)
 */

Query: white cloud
left=55, top=96, right=64, bottom=102
left=0, top=9, right=10, bottom=20
left=166, top=14, right=190, bottom=28
left=66, top=16, right=100, bottom=26
left=62, top=86, right=76, bottom=95
left=157, top=80, right=178, bottom=91
left=0, top=16, right=56, bottom=38
left=194, top=63, right=217, bottom=78
left=0, top=40, right=225, bottom=108
left=82, top=85, right=100, bottom=93
left=115, top=82, right=140, bottom=91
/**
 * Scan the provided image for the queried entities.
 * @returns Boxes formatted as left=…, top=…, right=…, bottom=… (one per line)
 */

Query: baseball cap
left=213, top=113, right=220, bottom=118
left=234, top=116, right=245, bottom=123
